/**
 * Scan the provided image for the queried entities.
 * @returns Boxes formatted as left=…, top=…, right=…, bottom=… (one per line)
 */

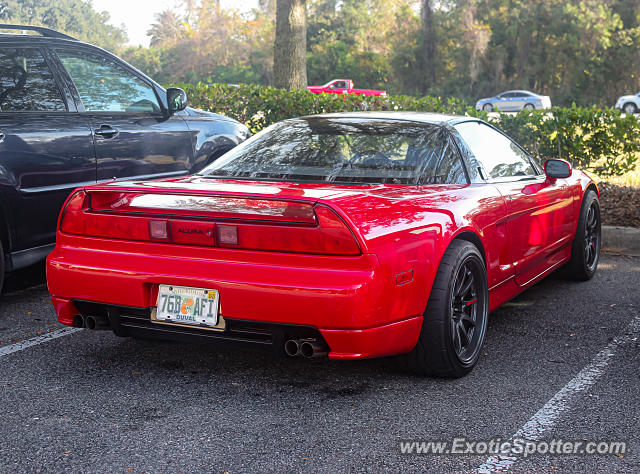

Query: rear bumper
left=50, top=297, right=422, bottom=359
left=47, top=236, right=423, bottom=359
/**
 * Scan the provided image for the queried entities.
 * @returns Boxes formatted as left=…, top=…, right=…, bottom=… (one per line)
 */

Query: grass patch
left=596, top=160, right=640, bottom=187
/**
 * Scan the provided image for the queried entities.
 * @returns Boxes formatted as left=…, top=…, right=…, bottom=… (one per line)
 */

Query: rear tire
left=483, top=104, right=493, bottom=112
left=623, top=102, right=637, bottom=115
left=400, top=240, right=489, bottom=378
left=564, top=190, right=601, bottom=281
left=524, top=103, right=535, bottom=111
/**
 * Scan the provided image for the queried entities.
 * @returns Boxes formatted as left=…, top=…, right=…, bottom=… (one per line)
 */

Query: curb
left=602, top=225, right=640, bottom=257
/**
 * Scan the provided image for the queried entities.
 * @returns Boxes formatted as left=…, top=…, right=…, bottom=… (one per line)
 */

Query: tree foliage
left=179, top=81, right=640, bottom=177
left=0, top=0, right=127, bottom=51
left=119, top=0, right=640, bottom=106
left=3, top=0, right=640, bottom=107
left=124, top=1, right=274, bottom=86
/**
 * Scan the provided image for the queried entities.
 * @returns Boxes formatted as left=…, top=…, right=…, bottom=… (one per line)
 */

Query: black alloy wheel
left=583, top=200, right=600, bottom=273
left=564, top=189, right=601, bottom=281
left=450, top=260, right=484, bottom=364
left=401, top=240, right=489, bottom=377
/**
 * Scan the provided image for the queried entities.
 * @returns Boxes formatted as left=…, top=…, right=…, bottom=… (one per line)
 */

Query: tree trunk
left=274, top=0, right=307, bottom=90
left=421, top=0, right=436, bottom=95
left=460, top=0, right=490, bottom=94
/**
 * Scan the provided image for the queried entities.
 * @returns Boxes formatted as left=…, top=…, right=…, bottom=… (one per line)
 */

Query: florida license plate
left=155, top=285, right=219, bottom=327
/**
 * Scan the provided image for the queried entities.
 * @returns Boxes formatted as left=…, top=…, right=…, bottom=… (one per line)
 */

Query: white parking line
left=0, top=327, right=82, bottom=358
left=477, top=315, right=640, bottom=473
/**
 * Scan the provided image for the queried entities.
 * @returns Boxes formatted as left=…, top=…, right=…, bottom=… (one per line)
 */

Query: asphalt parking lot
left=0, top=253, right=638, bottom=473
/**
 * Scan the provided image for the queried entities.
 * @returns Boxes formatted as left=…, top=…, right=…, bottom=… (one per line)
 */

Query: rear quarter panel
left=321, top=184, right=508, bottom=321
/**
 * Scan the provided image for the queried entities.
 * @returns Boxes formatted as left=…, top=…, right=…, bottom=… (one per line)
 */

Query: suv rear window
left=0, top=47, right=66, bottom=112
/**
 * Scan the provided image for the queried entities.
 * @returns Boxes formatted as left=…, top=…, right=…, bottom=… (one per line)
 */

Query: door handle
left=0, top=131, right=5, bottom=143
left=94, top=125, right=119, bottom=139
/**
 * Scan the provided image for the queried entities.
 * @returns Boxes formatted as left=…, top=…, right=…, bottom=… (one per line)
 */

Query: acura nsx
left=46, top=112, right=600, bottom=377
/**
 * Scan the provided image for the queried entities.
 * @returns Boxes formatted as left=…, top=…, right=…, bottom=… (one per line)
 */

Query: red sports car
left=307, top=79, right=387, bottom=97
left=46, top=112, right=601, bottom=377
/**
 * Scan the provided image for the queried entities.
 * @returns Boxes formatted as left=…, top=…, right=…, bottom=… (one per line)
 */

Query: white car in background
left=475, top=90, right=552, bottom=112
left=614, top=93, right=640, bottom=114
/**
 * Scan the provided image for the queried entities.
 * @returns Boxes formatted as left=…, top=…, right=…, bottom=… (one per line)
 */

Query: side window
left=455, top=122, right=536, bottom=180
left=411, top=130, right=468, bottom=185
left=0, top=47, right=66, bottom=112
left=330, top=81, right=349, bottom=89
left=55, top=49, right=160, bottom=113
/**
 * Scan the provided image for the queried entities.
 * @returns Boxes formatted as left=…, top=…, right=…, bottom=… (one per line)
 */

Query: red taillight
left=214, top=205, right=360, bottom=255
left=59, top=191, right=88, bottom=234
left=59, top=191, right=361, bottom=256
left=312, top=204, right=362, bottom=255
left=84, top=214, right=149, bottom=241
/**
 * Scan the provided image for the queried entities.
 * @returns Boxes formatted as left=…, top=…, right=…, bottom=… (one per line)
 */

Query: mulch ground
left=598, top=182, right=640, bottom=228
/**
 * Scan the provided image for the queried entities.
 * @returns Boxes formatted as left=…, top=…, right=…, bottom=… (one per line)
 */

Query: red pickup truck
left=307, top=79, right=387, bottom=97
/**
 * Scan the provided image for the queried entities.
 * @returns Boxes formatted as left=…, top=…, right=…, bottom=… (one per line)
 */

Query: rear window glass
left=201, top=118, right=468, bottom=185
left=0, top=47, right=66, bottom=112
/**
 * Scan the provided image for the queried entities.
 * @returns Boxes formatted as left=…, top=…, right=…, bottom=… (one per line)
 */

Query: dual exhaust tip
left=284, top=339, right=328, bottom=359
left=72, top=314, right=110, bottom=330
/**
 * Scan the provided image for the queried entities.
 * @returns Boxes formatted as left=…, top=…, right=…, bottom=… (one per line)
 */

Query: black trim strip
left=8, top=243, right=55, bottom=271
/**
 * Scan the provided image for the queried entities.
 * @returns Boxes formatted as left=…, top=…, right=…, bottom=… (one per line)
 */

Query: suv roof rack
left=0, top=24, right=77, bottom=41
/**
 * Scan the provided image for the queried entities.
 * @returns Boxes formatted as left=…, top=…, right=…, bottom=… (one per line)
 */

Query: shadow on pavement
left=3, top=262, right=47, bottom=294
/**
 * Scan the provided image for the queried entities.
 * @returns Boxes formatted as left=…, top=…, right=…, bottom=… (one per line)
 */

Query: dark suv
left=0, top=25, right=250, bottom=291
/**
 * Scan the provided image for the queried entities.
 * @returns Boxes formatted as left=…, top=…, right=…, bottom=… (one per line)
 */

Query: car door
left=503, top=92, right=521, bottom=111
left=52, top=47, right=193, bottom=182
left=455, top=121, right=575, bottom=286
left=494, top=93, right=511, bottom=111
left=510, top=92, right=526, bottom=110
left=0, top=44, right=95, bottom=255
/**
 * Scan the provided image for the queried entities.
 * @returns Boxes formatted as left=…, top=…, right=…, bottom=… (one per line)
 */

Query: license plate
left=155, top=285, right=219, bottom=327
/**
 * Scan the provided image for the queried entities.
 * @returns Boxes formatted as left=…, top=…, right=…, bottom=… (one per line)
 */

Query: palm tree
left=148, top=10, right=184, bottom=47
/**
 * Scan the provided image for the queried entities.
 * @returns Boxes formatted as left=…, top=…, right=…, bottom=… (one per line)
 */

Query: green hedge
left=178, top=82, right=640, bottom=177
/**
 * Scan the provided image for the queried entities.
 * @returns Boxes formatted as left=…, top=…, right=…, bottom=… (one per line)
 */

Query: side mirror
left=544, top=158, right=572, bottom=179
left=166, top=88, right=188, bottom=114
